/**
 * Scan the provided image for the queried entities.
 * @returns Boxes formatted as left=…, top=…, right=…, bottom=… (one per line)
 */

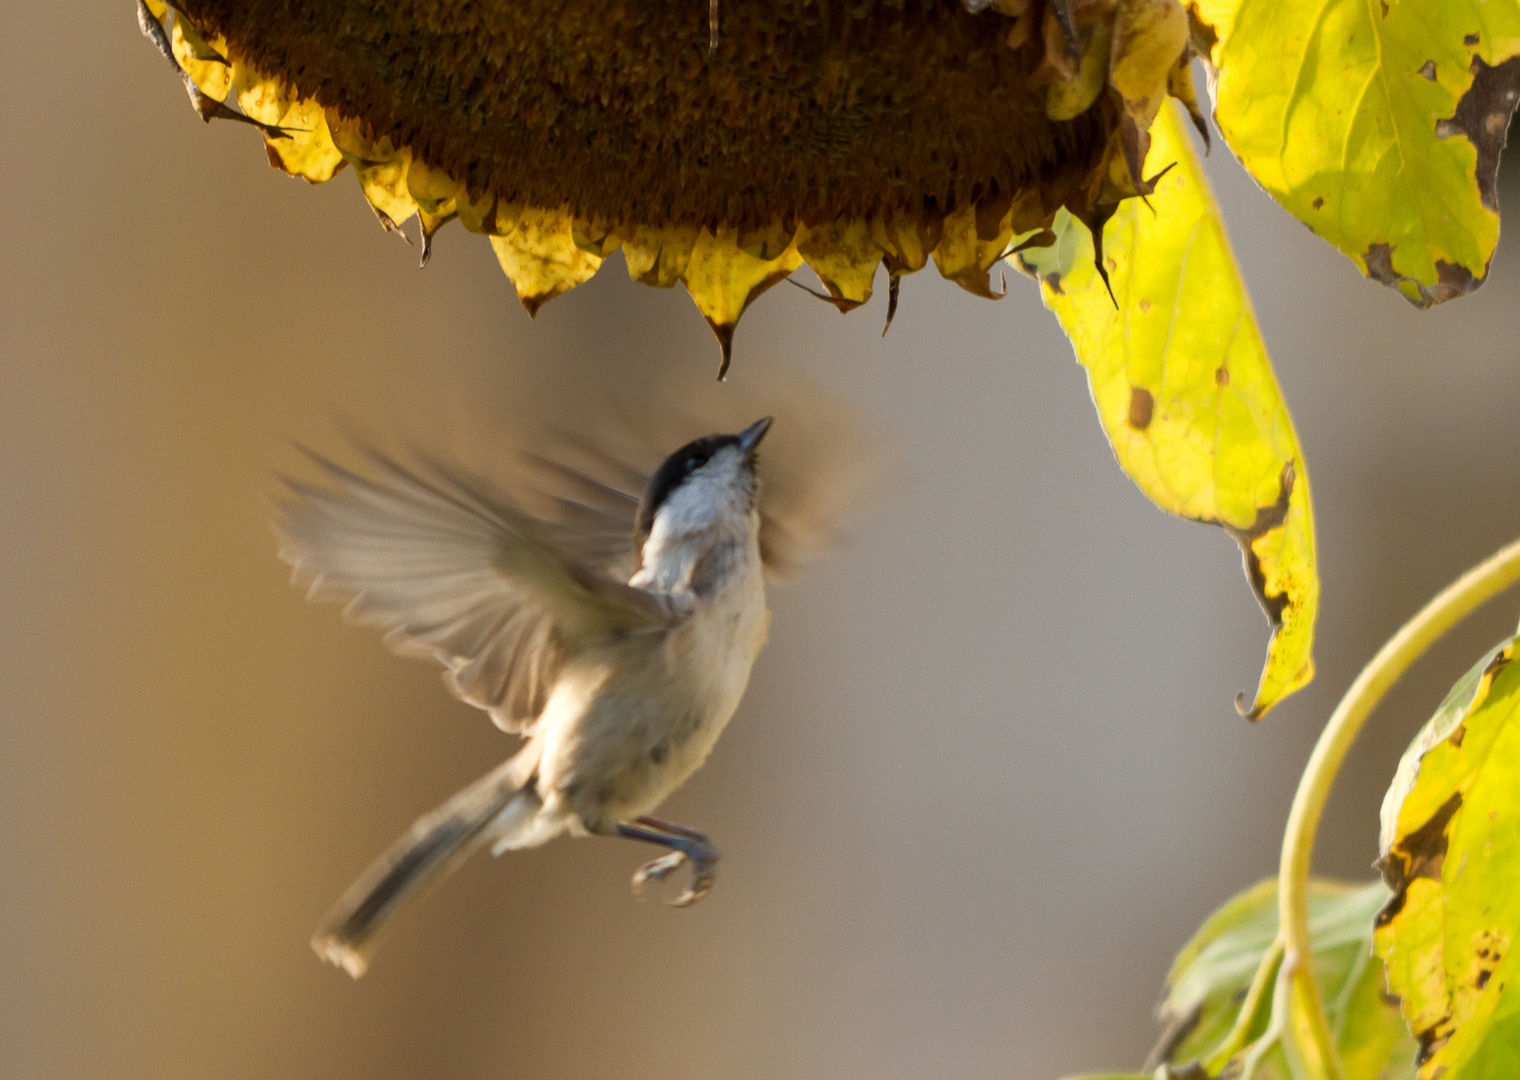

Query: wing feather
left=274, top=384, right=882, bottom=731
left=275, top=449, right=666, bottom=733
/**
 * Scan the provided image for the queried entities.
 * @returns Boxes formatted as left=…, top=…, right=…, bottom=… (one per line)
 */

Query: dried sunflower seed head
left=141, top=0, right=1205, bottom=374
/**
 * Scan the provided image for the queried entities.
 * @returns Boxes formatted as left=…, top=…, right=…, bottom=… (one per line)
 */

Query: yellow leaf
left=1188, top=0, right=1520, bottom=307
left=1018, top=102, right=1317, bottom=718
left=1375, top=635, right=1520, bottom=1080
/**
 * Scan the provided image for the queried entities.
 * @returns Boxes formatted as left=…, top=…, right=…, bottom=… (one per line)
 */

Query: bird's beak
left=738, top=416, right=773, bottom=454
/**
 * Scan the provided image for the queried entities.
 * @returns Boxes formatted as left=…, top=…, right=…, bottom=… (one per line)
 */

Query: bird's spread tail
left=312, top=755, right=541, bottom=978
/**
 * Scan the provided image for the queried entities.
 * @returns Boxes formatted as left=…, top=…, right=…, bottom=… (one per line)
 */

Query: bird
left=275, top=407, right=872, bottom=978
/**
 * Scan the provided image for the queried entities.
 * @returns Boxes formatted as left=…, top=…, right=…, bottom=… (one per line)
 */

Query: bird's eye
left=685, top=453, right=706, bottom=470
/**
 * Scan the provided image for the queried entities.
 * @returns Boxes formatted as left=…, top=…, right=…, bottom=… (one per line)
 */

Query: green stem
left=1204, top=937, right=1282, bottom=1073
left=1239, top=964, right=1291, bottom=1080
left=1276, top=536, right=1520, bottom=1080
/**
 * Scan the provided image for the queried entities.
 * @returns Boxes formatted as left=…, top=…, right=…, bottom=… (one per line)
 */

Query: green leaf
left=1187, top=0, right=1520, bottom=307
left=1375, top=633, right=1520, bottom=1079
left=1153, top=878, right=1416, bottom=1080
left=1018, top=101, right=1318, bottom=719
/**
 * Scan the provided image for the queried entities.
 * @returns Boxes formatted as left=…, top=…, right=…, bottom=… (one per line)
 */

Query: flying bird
left=276, top=406, right=874, bottom=978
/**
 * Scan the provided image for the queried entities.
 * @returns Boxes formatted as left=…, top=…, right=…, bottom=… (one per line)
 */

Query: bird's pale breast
left=537, top=558, right=769, bottom=831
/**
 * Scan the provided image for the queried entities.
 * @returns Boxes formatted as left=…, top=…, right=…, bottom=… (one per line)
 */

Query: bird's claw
left=630, top=847, right=717, bottom=906
left=631, top=851, right=686, bottom=895
left=619, top=818, right=719, bottom=906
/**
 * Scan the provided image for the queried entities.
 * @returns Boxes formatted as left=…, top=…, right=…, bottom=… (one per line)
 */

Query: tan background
left=4, top=8, right=1520, bottom=1079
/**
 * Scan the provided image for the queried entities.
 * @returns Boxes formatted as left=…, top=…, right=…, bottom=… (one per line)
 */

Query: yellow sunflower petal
left=798, top=221, right=884, bottom=311
left=490, top=208, right=604, bottom=316
left=933, top=203, right=1014, bottom=299
left=1046, top=20, right=1113, bottom=121
left=232, top=63, right=344, bottom=183
left=456, top=188, right=509, bottom=236
left=682, top=228, right=803, bottom=376
left=171, top=17, right=231, bottom=102
left=873, top=214, right=943, bottom=276
left=1110, top=0, right=1190, bottom=130
left=405, top=157, right=462, bottom=216
left=326, top=116, right=419, bottom=230
left=622, top=225, right=701, bottom=288
left=570, top=218, right=623, bottom=259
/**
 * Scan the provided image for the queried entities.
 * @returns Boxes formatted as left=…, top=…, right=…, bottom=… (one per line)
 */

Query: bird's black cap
left=634, top=418, right=772, bottom=551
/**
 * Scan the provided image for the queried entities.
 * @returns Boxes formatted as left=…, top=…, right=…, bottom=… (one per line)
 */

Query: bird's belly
left=538, top=594, right=768, bottom=831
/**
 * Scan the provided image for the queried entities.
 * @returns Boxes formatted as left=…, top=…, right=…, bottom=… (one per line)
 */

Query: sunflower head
left=143, top=0, right=1205, bottom=374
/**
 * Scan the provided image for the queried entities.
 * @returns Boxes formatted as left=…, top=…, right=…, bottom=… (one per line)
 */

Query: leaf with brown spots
left=1375, top=634, right=1520, bottom=1079
left=1187, top=0, right=1520, bottom=307
left=1018, top=102, right=1318, bottom=719
left=1148, top=878, right=1416, bottom=1080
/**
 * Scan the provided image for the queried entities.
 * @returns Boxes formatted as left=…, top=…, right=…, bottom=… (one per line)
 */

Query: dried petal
left=171, top=17, right=231, bottom=101
left=1046, top=21, right=1113, bottom=120
left=798, top=221, right=885, bottom=311
left=491, top=208, right=604, bottom=316
left=682, top=228, right=803, bottom=375
left=622, top=225, right=700, bottom=288
left=933, top=203, right=1014, bottom=298
left=1110, top=0, right=1189, bottom=130
left=327, top=117, right=419, bottom=229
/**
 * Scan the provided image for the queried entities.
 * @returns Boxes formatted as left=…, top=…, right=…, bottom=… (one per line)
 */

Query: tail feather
left=312, top=756, right=539, bottom=978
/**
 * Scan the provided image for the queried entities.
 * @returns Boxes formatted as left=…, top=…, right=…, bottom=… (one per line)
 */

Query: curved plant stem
left=1276, top=536, right=1520, bottom=1080
left=1239, top=965, right=1293, bottom=1080
left=1203, top=937, right=1283, bottom=1073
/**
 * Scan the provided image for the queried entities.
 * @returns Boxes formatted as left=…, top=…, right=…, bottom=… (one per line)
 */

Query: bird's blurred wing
left=541, top=388, right=888, bottom=583
left=511, top=442, right=644, bottom=574
left=274, top=449, right=667, bottom=733
left=749, top=400, right=887, bottom=582
left=756, top=444, right=881, bottom=580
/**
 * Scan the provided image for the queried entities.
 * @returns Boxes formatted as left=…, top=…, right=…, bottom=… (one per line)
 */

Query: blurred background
left=4, top=9, right=1520, bottom=1080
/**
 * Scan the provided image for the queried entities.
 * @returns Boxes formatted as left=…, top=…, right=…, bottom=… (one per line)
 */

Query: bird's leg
left=615, top=818, right=719, bottom=906
left=635, top=816, right=709, bottom=841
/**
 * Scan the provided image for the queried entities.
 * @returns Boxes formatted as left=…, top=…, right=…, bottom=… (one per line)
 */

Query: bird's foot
left=631, top=851, right=686, bottom=894
left=631, top=845, right=716, bottom=906
left=619, top=819, right=719, bottom=906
